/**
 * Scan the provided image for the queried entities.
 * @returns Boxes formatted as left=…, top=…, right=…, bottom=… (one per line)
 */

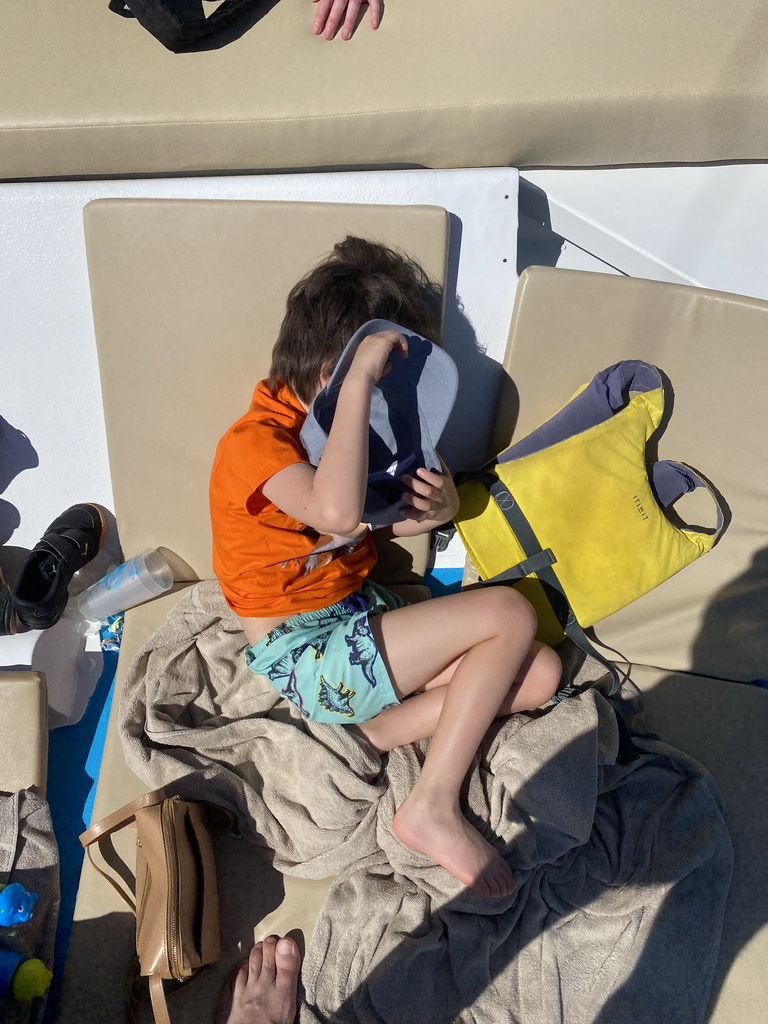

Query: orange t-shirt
left=210, top=379, right=378, bottom=617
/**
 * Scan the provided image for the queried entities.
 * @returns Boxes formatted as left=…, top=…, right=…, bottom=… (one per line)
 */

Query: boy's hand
left=312, top=0, right=381, bottom=40
left=348, top=330, right=408, bottom=388
left=400, top=456, right=459, bottom=526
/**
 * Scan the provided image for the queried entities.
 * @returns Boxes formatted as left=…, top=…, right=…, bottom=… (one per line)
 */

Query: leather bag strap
left=85, top=844, right=137, bottom=914
left=78, top=790, right=169, bottom=919
left=79, top=789, right=167, bottom=847
left=149, top=974, right=172, bottom=1024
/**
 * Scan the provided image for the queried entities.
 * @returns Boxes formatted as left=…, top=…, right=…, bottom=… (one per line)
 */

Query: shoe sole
left=87, top=502, right=108, bottom=557
left=0, top=562, right=18, bottom=635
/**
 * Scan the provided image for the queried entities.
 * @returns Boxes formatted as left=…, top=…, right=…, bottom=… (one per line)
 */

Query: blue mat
left=44, top=652, right=117, bottom=1022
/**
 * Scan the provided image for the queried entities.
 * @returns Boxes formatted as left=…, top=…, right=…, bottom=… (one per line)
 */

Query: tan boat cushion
left=83, top=198, right=448, bottom=582
left=0, top=670, right=48, bottom=796
left=4, top=1, right=768, bottom=179
left=60, top=199, right=448, bottom=1022
left=630, top=664, right=768, bottom=1024
left=494, top=268, right=768, bottom=683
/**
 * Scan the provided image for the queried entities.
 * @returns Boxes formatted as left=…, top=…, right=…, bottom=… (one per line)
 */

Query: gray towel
left=120, top=580, right=732, bottom=1024
left=0, top=790, right=59, bottom=1024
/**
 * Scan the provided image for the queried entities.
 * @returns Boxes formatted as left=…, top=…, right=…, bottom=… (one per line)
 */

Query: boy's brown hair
left=269, top=236, right=443, bottom=404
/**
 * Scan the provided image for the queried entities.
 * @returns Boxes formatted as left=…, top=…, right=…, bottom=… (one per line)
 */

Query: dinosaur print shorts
left=244, top=581, right=406, bottom=723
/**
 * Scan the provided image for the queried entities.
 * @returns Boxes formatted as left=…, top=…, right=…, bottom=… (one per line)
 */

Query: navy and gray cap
left=300, top=319, right=459, bottom=528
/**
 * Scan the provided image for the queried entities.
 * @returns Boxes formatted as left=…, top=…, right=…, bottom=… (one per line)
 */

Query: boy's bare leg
left=216, top=936, right=301, bottom=1024
left=366, top=588, right=555, bottom=897
left=356, top=641, right=560, bottom=753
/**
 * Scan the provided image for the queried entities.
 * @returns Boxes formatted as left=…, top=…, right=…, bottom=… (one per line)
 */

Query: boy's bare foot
left=216, top=936, right=301, bottom=1024
left=393, top=794, right=515, bottom=898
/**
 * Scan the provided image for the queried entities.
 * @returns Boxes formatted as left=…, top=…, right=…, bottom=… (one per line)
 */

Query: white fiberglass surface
left=523, top=164, right=768, bottom=300
left=0, top=168, right=518, bottom=719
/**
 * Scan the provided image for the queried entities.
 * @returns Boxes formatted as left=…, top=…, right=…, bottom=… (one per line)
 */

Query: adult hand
left=348, top=330, right=408, bottom=387
left=312, top=0, right=382, bottom=41
left=401, top=456, right=459, bottom=526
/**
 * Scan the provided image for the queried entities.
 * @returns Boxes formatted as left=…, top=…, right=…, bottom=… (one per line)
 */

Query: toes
left=474, top=873, right=492, bottom=897
left=219, top=939, right=300, bottom=1024
left=221, top=956, right=250, bottom=1019
left=275, top=937, right=301, bottom=996
left=494, top=861, right=514, bottom=898
left=487, top=868, right=503, bottom=899
left=226, top=956, right=248, bottom=995
left=247, top=941, right=264, bottom=984
left=497, top=870, right=512, bottom=898
left=260, top=934, right=278, bottom=981
left=501, top=872, right=515, bottom=898
left=474, top=857, right=514, bottom=899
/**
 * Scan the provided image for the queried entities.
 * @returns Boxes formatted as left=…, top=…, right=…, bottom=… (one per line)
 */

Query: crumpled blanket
left=0, top=790, right=59, bottom=1024
left=120, top=580, right=733, bottom=1024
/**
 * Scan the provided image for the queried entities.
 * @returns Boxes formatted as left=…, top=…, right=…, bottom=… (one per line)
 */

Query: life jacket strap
left=469, top=470, right=626, bottom=696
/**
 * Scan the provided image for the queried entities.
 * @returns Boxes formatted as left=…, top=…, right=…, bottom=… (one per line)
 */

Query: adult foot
left=216, top=935, right=301, bottom=1024
left=393, top=794, right=515, bottom=898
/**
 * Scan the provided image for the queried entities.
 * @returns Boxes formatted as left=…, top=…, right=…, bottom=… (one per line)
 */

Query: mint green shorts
left=244, top=581, right=406, bottom=724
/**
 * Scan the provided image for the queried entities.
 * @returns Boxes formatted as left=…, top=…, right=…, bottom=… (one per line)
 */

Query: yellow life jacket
left=454, top=362, right=724, bottom=692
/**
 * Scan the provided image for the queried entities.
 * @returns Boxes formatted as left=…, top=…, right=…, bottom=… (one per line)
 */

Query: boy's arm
left=388, top=458, right=460, bottom=538
left=262, top=330, right=407, bottom=536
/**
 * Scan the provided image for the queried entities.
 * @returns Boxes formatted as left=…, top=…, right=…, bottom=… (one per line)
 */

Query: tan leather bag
left=80, top=789, right=223, bottom=1024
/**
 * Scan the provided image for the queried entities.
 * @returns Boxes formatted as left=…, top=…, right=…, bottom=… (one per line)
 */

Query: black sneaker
left=13, top=503, right=106, bottom=630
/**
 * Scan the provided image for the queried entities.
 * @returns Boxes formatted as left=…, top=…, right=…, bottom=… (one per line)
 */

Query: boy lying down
left=210, top=237, right=561, bottom=900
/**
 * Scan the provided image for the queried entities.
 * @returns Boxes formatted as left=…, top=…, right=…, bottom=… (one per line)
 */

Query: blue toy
left=0, top=883, right=38, bottom=926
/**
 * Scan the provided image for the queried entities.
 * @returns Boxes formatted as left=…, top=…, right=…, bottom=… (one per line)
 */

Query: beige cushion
left=83, top=198, right=448, bottom=581
left=60, top=200, right=449, bottom=1022
left=630, top=665, right=768, bottom=1024
left=4, top=1, right=768, bottom=179
left=0, top=670, right=48, bottom=796
left=494, top=267, right=768, bottom=683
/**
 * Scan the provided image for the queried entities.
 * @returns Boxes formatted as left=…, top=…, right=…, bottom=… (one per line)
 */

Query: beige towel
left=120, top=580, right=732, bottom=1024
